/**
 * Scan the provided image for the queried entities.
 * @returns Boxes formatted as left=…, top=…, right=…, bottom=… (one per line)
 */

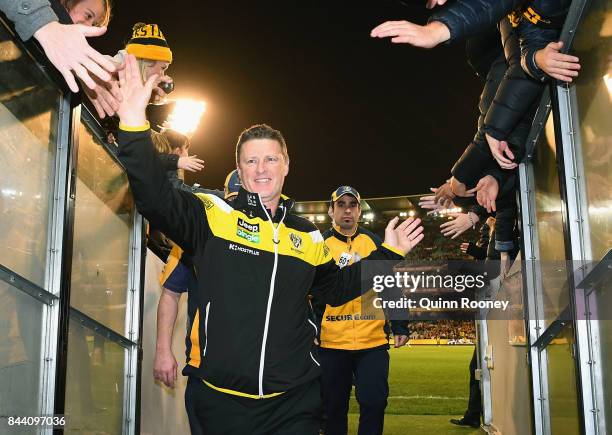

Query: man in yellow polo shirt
left=317, top=186, right=409, bottom=435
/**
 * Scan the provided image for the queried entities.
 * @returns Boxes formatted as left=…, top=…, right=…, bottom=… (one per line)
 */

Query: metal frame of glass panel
left=554, top=82, right=602, bottom=435
left=551, top=1, right=607, bottom=428
left=54, top=102, right=81, bottom=419
left=520, top=156, right=551, bottom=435
left=475, top=318, right=493, bottom=426
left=38, top=67, right=72, bottom=429
left=123, top=211, right=144, bottom=435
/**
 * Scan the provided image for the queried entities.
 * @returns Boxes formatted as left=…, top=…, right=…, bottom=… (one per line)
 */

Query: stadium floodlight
left=316, top=215, right=326, bottom=222
left=165, top=99, right=207, bottom=136
left=308, top=216, right=316, bottom=222
left=399, top=212, right=407, bottom=217
left=363, top=212, right=375, bottom=221
left=408, top=210, right=415, bottom=217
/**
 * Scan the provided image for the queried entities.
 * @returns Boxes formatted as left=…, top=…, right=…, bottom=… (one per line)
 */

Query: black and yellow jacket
left=117, top=126, right=405, bottom=399
left=316, top=226, right=409, bottom=350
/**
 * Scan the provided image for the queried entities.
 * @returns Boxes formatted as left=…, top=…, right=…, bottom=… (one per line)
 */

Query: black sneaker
left=450, top=418, right=480, bottom=428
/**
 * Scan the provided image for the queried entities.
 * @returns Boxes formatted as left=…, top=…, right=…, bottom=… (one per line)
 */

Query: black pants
left=184, top=376, right=322, bottom=435
left=319, top=346, right=389, bottom=435
left=464, top=348, right=482, bottom=423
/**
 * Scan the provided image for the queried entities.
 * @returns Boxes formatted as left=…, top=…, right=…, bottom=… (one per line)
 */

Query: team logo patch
left=338, top=252, right=352, bottom=268
left=323, top=244, right=331, bottom=258
left=289, top=233, right=302, bottom=249
left=236, top=218, right=260, bottom=243
left=200, top=197, right=214, bottom=210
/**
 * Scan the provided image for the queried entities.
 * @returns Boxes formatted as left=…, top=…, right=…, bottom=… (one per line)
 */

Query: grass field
left=347, top=345, right=485, bottom=435
left=67, top=340, right=484, bottom=434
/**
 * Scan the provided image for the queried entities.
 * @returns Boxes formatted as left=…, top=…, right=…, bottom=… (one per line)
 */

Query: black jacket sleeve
left=469, top=204, right=491, bottom=223
left=311, top=244, right=404, bottom=308
left=158, top=153, right=179, bottom=171
left=117, top=128, right=209, bottom=255
left=429, top=0, right=525, bottom=44
left=466, top=242, right=488, bottom=260
left=482, top=19, right=545, bottom=145
left=391, top=320, right=410, bottom=336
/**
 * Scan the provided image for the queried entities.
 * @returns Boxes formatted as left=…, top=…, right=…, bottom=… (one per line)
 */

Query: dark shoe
left=450, top=418, right=480, bottom=428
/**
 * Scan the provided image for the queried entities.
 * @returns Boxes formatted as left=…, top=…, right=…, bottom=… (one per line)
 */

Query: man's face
left=237, top=139, right=289, bottom=205
left=330, top=194, right=361, bottom=232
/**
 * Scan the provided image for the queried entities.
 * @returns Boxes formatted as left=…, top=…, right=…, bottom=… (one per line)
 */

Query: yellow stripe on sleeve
left=119, top=121, right=150, bottom=132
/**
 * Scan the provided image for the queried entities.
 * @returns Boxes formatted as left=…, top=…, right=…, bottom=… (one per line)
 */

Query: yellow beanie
left=126, top=23, right=173, bottom=63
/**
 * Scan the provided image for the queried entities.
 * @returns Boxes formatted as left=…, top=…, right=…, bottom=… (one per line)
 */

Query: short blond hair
left=235, top=124, right=289, bottom=165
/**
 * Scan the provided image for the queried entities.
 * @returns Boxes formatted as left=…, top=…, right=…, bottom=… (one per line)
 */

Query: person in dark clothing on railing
left=371, top=0, right=579, bottom=169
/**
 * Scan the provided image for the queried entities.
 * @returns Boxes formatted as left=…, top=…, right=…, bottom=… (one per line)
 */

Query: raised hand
left=82, top=74, right=122, bottom=118
left=535, top=41, right=581, bottom=82
left=467, top=175, right=499, bottom=213
left=486, top=133, right=517, bottom=169
left=370, top=20, right=450, bottom=48
left=117, top=54, right=158, bottom=127
left=178, top=155, right=205, bottom=172
left=433, top=181, right=455, bottom=207
left=418, top=194, right=447, bottom=215
left=450, top=177, right=474, bottom=197
left=33, top=22, right=116, bottom=93
left=384, top=217, right=425, bottom=256
left=440, top=212, right=478, bottom=239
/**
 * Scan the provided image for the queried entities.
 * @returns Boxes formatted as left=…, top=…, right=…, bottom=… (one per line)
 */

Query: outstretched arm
left=115, top=54, right=209, bottom=254
left=311, top=218, right=424, bottom=307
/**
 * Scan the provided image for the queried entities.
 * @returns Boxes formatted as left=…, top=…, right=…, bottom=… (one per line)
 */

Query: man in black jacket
left=115, top=54, right=425, bottom=435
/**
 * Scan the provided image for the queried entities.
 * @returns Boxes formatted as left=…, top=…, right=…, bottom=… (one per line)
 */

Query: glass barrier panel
left=571, top=0, right=612, bottom=261
left=64, top=316, right=125, bottom=433
left=533, top=114, right=570, bottom=328
left=0, top=281, right=43, bottom=431
left=70, top=121, right=134, bottom=335
left=0, top=25, right=61, bottom=289
left=545, top=322, right=581, bottom=435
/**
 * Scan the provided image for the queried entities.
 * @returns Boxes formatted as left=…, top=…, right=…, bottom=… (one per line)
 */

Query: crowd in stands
left=409, top=320, right=476, bottom=341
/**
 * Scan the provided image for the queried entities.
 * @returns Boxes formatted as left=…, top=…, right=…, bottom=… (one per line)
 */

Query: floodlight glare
left=166, top=99, right=207, bottom=136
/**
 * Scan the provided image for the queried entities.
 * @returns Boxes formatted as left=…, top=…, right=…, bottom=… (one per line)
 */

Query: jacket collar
left=234, top=187, right=295, bottom=222
left=331, top=224, right=360, bottom=242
